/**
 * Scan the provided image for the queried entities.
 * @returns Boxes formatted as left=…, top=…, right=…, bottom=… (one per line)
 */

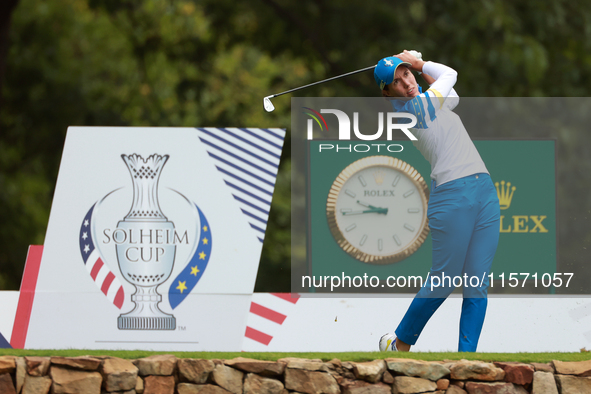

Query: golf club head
left=263, top=96, right=275, bottom=112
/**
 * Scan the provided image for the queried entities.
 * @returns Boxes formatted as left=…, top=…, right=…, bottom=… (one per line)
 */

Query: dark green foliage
left=1, top=0, right=590, bottom=291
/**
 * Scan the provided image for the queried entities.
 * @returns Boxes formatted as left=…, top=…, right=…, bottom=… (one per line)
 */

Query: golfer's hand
left=395, top=50, right=425, bottom=73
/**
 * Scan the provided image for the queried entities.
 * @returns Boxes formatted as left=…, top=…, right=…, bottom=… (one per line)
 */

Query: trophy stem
left=118, top=285, right=176, bottom=330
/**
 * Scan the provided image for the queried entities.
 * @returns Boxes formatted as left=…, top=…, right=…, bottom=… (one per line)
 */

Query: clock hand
left=342, top=208, right=388, bottom=215
left=356, top=200, right=377, bottom=209
left=356, top=200, right=387, bottom=211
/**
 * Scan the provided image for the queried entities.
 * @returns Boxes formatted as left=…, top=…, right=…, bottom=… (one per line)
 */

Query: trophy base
left=118, top=315, right=176, bottom=330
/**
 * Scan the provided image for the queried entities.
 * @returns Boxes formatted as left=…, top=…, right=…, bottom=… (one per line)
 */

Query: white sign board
left=21, top=126, right=285, bottom=350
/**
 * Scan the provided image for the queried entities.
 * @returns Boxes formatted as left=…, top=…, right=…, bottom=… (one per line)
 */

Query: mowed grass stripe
left=0, top=350, right=590, bottom=363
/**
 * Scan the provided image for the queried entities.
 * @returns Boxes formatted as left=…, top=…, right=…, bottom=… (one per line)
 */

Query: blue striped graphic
left=215, top=166, right=273, bottom=196
left=234, top=195, right=269, bottom=215
left=250, top=223, right=266, bottom=233
left=241, top=209, right=268, bottom=224
left=258, top=128, right=285, bottom=141
left=225, top=181, right=272, bottom=206
left=219, top=128, right=281, bottom=159
left=201, top=138, right=276, bottom=177
left=208, top=152, right=275, bottom=187
left=197, top=128, right=278, bottom=168
left=238, top=128, right=282, bottom=149
left=196, top=128, right=285, bottom=243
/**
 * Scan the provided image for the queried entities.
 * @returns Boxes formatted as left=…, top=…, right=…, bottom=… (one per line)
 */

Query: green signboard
left=308, top=140, right=556, bottom=289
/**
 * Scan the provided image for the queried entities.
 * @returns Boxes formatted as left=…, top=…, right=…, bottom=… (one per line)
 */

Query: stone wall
left=0, top=354, right=590, bottom=394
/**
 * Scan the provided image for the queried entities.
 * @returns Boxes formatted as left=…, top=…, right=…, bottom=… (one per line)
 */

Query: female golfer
left=376, top=51, right=500, bottom=352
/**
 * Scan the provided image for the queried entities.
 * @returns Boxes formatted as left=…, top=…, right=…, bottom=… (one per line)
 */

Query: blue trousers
left=395, top=173, right=500, bottom=352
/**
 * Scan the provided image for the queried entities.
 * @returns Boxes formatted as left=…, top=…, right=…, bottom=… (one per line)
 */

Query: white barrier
left=4, top=288, right=591, bottom=352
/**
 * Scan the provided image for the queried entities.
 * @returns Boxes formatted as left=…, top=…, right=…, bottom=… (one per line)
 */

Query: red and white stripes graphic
left=244, top=293, right=300, bottom=346
left=85, top=249, right=124, bottom=309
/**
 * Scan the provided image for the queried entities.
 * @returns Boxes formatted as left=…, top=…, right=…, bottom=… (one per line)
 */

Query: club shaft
left=271, top=65, right=376, bottom=98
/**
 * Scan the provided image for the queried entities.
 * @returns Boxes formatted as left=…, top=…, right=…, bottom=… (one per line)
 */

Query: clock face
left=327, top=156, right=429, bottom=264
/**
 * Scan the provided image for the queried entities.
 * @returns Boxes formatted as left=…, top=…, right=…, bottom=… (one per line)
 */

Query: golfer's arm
left=420, top=61, right=460, bottom=109
left=420, top=72, right=436, bottom=85
left=421, top=72, right=458, bottom=98
left=422, top=62, right=456, bottom=95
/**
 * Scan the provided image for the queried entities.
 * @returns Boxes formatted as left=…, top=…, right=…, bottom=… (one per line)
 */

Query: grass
left=1, top=350, right=591, bottom=363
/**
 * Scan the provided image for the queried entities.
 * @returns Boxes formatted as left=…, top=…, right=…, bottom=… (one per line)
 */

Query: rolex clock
left=326, top=155, right=429, bottom=264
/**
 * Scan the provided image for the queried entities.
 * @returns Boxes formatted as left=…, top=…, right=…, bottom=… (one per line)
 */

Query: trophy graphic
left=116, top=154, right=176, bottom=330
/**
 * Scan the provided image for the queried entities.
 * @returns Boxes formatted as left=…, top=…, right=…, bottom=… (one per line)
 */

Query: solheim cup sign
left=79, top=153, right=212, bottom=330
left=24, top=127, right=285, bottom=350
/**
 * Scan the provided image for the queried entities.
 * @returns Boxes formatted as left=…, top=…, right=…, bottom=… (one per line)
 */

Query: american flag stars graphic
left=79, top=204, right=125, bottom=309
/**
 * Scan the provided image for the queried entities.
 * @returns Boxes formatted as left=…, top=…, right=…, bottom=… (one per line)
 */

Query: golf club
left=263, top=64, right=376, bottom=112
left=262, top=51, right=422, bottom=112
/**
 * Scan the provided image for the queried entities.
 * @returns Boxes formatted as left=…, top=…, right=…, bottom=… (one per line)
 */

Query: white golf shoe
left=379, top=333, right=397, bottom=352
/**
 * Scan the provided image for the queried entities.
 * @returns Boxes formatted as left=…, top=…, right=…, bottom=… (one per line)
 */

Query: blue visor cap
left=374, top=56, right=412, bottom=90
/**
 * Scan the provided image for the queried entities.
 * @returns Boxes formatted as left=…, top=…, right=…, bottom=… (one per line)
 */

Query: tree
left=1, top=0, right=590, bottom=293
left=0, top=0, right=19, bottom=111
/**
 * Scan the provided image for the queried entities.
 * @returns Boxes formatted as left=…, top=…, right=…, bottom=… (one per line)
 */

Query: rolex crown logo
left=373, top=170, right=385, bottom=185
left=495, top=180, right=516, bottom=210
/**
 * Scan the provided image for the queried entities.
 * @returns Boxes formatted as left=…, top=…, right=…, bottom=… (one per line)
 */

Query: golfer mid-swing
left=376, top=51, right=501, bottom=352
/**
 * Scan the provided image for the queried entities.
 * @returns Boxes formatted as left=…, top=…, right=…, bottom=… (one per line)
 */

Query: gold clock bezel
left=326, top=155, right=430, bottom=264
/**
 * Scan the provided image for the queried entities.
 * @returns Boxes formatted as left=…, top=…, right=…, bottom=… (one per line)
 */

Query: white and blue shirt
left=390, top=61, right=488, bottom=187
